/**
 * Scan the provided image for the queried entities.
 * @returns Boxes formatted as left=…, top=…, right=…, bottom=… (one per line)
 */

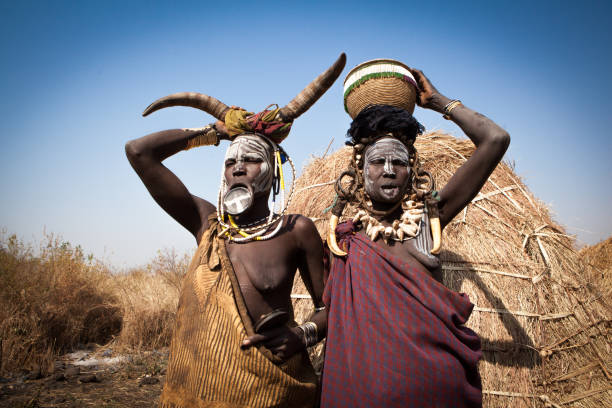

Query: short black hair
left=346, top=104, right=424, bottom=146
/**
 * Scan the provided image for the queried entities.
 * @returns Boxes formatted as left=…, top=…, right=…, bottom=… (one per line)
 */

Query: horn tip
left=142, top=104, right=154, bottom=117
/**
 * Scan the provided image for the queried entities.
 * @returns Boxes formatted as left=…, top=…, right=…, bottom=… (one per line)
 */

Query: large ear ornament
left=430, top=217, right=441, bottom=255
left=328, top=198, right=348, bottom=257
left=427, top=199, right=441, bottom=254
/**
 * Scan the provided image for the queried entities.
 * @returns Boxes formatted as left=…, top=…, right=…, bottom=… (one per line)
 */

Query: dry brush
left=0, top=234, right=188, bottom=375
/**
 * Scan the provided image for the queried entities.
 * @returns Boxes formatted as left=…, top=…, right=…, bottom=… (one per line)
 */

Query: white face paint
left=363, top=137, right=411, bottom=202
left=223, top=134, right=274, bottom=194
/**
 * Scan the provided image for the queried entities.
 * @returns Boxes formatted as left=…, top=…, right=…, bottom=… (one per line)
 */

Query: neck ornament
left=217, top=146, right=296, bottom=243
left=353, top=199, right=424, bottom=243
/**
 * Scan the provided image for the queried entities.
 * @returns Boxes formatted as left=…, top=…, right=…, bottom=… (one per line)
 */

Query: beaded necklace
left=216, top=140, right=296, bottom=242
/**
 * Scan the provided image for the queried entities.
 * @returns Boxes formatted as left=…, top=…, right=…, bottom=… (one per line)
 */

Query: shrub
left=0, top=233, right=121, bottom=374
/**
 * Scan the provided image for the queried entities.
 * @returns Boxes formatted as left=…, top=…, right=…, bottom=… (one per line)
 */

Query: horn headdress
left=142, top=53, right=347, bottom=243
left=143, top=92, right=230, bottom=120
left=142, top=53, right=347, bottom=143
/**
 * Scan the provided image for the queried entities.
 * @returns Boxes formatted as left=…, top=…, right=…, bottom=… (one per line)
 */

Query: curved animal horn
left=279, top=53, right=346, bottom=121
left=427, top=200, right=441, bottom=254
left=429, top=216, right=441, bottom=255
left=328, top=214, right=347, bottom=257
left=142, top=92, right=230, bottom=121
left=328, top=198, right=348, bottom=257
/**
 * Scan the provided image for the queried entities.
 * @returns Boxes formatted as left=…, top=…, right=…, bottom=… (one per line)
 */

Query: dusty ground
left=0, top=347, right=167, bottom=408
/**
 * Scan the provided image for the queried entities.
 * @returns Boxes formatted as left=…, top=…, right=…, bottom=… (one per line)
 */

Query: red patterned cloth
left=224, top=107, right=293, bottom=144
left=321, top=221, right=482, bottom=408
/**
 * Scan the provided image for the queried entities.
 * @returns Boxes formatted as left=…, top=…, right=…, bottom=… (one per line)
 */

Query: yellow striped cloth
left=160, top=216, right=317, bottom=408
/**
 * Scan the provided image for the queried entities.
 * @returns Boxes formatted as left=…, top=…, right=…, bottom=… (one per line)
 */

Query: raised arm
left=125, top=125, right=224, bottom=242
left=410, top=69, right=510, bottom=228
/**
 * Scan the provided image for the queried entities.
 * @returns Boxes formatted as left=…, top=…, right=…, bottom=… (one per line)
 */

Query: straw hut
left=579, top=236, right=612, bottom=298
left=289, top=131, right=611, bottom=408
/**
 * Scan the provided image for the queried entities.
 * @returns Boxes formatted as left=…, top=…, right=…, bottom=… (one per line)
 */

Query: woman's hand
left=215, top=105, right=246, bottom=141
left=409, top=68, right=451, bottom=114
left=214, top=120, right=230, bottom=140
left=241, top=326, right=306, bottom=362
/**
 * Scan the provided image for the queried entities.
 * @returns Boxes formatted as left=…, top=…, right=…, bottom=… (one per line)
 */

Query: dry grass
left=289, top=131, right=612, bottom=408
left=113, top=249, right=188, bottom=350
left=0, top=233, right=121, bottom=375
left=579, top=236, right=612, bottom=298
left=0, top=233, right=188, bottom=376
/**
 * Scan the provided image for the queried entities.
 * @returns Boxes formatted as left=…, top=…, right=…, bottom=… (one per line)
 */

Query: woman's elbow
left=491, top=130, right=510, bottom=152
left=125, top=140, right=145, bottom=166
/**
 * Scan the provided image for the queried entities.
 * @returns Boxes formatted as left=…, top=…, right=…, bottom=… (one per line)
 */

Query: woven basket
left=343, top=59, right=418, bottom=119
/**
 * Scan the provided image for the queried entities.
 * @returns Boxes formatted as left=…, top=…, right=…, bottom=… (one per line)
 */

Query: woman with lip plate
left=321, top=59, right=510, bottom=408
left=126, top=54, right=346, bottom=408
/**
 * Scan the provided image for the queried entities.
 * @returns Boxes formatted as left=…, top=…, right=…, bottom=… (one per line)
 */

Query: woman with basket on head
left=322, top=60, right=510, bottom=408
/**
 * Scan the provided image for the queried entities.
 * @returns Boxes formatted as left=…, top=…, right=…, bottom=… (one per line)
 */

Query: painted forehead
left=224, top=134, right=272, bottom=160
left=364, top=138, right=409, bottom=161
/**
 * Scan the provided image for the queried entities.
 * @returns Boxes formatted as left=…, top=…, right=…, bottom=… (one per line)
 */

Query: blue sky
left=1, top=1, right=610, bottom=267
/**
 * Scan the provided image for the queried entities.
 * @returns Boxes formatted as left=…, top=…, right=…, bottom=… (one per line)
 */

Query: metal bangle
left=443, top=99, right=462, bottom=120
left=298, top=321, right=318, bottom=348
left=185, top=124, right=219, bottom=150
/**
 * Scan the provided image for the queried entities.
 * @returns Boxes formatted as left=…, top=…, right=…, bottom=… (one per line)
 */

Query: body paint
left=363, top=137, right=411, bottom=201
left=222, top=134, right=274, bottom=214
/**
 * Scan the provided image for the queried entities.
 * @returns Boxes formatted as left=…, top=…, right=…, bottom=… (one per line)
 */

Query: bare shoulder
left=194, top=195, right=216, bottom=218
left=285, top=214, right=321, bottom=246
left=286, top=213, right=318, bottom=232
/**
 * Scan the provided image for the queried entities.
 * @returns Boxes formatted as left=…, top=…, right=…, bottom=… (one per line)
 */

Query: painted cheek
left=399, top=167, right=411, bottom=192
left=223, top=165, right=233, bottom=185
left=252, top=161, right=272, bottom=193
left=364, top=165, right=384, bottom=199
left=363, top=164, right=376, bottom=188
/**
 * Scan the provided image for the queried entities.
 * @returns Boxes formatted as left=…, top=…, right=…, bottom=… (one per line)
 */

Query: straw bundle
left=289, top=131, right=611, bottom=407
left=579, top=236, right=612, bottom=298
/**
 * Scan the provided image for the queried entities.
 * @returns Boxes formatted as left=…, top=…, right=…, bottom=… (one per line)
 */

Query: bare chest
left=225, top=238, right=298, bottom=293
left=225, top=235, right=300, bottom=323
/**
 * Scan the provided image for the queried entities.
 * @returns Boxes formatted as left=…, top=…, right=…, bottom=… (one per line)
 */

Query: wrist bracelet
left=297, top=321, right=318, bottom=348
left=184, top=124, right=220, bottom=150
left=314, top=305, right=326, bottom=312
left=443, top=99, right=462, bottom=120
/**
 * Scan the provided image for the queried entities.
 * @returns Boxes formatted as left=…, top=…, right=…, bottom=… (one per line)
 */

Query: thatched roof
left=290, top=132, right=611, bottom=408
left=579, top=236, right=612, bottom=298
